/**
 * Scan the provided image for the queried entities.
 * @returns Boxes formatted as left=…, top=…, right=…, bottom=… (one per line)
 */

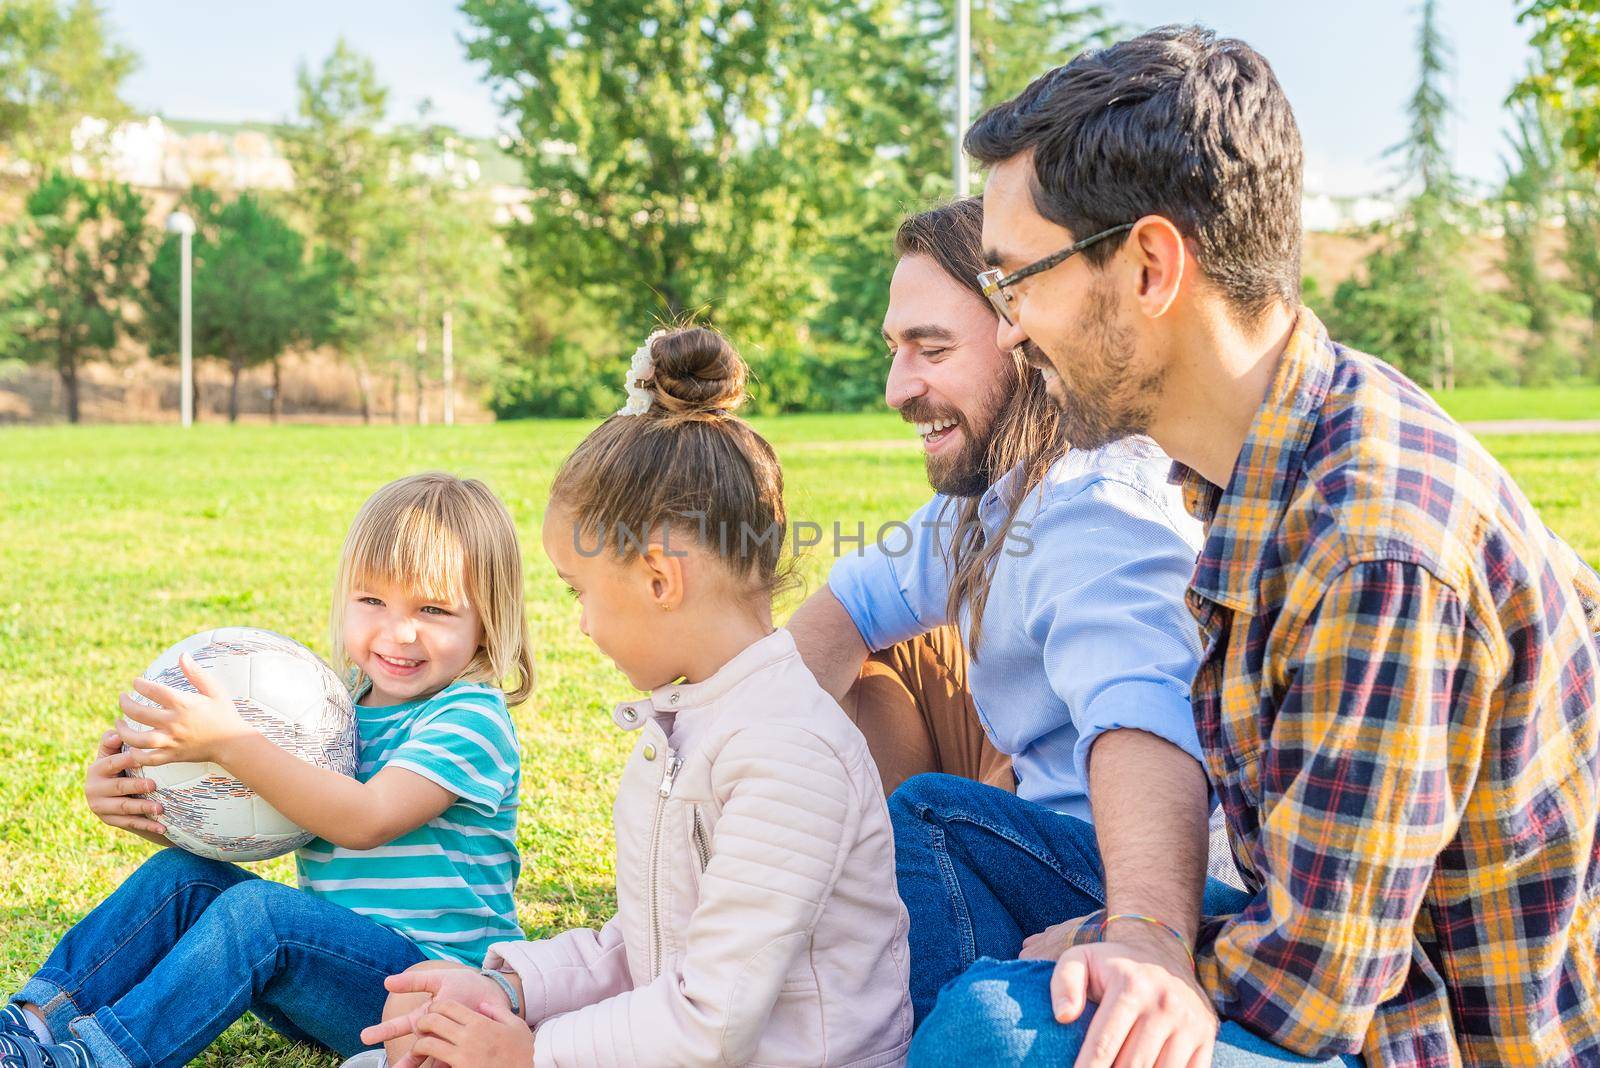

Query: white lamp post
left=165, top=210, right=195, bottom=427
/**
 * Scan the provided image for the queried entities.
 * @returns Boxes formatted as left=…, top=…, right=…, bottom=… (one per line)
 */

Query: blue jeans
left=910, top=958, right=1362, bottom=1066
left=890, top=775, right=1362, bottom=1066
left=10, top=848, right=426, bottom=1067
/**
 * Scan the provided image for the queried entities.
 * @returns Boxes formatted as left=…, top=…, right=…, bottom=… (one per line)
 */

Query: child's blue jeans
left=9, top=848, right=426, bottom=1068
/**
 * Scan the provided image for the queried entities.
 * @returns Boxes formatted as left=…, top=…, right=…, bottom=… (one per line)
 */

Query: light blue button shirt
left=828, top=437, right=1206, bottom=823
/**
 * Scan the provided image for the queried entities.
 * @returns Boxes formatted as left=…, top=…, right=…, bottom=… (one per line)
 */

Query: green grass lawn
left=2, top=414, right=1598, bottom=1065
left=1429, top=385, right=1600, bottom=423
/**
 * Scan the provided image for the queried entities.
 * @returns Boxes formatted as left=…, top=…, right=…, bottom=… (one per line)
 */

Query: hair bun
left=647, top=327, right=747, bottom=416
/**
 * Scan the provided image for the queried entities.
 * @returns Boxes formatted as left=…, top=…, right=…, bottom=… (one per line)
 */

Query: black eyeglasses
left=975, top=223, right=1135, bottom=325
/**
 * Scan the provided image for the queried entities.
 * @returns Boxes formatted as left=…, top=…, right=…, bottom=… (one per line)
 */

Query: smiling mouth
left=911, top=416, right=960, bottom=445
left=376, top=653, right=425, bottom=672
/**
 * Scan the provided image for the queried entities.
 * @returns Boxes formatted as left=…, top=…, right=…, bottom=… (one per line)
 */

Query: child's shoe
left=339, top=1053, right=387, bottom=1067
left=0, top=1032, right=94, bottom=1068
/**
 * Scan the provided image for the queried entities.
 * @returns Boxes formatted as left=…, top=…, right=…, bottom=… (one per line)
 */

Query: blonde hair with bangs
left=331, top=472, right=534, bottom=705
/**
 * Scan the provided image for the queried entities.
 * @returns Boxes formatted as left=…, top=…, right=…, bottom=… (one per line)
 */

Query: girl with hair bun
left=363, top=326, right=913, bottom=1068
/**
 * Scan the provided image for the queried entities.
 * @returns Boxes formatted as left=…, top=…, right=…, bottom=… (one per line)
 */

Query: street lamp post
left=165, top=211, right=196, bottom=427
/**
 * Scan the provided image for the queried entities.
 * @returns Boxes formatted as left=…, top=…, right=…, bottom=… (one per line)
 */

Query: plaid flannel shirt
left=1069, top=308, right=1600, bottom=1066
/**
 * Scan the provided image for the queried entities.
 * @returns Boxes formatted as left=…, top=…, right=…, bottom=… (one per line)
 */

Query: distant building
left=47, top=114, right=537, bottom=224
left=1303, top=190, right=1396, bottom=232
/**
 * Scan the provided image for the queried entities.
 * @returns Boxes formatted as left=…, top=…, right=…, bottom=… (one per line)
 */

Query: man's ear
left=640, top=543, right=686, bottom=611
left=1126, top=215, right=1187, bottom=319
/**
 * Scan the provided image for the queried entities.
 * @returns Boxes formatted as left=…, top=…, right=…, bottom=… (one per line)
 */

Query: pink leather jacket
left=486, top=629, right=913, bottom=1067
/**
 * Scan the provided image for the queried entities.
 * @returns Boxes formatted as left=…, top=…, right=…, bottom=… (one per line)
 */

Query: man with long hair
left=789, top=196, right=1232, bottom=1028
left=909, top=25, right=1600, bottom=1068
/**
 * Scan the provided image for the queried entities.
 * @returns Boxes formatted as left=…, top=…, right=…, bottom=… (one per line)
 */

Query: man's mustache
left=897, top=401, right=964, bottom=427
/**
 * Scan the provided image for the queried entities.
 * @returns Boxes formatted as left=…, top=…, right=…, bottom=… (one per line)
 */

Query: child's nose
left=386, top=617, right=418, bottom=644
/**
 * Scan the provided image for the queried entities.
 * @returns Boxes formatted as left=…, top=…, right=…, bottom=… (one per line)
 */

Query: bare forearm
left=1089, top=728, right=1209, bottom=943
left=214, top=733, right=399, bottom=849
left=787, top=587, right=871, bottom=702
left=130, top=827, right=175, bottom=849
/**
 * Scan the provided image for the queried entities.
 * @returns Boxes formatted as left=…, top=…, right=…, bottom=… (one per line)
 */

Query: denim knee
left=206, top=878, right=305, bottom=941
left=909, top=957, right=1072, bottom=1064
left=132, top=847, right=247, bottom=891
left=889, top=772, right=971, bottom=823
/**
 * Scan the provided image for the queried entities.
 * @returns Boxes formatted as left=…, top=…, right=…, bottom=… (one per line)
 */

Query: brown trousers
left=840, top=625, right=1016, bottom=797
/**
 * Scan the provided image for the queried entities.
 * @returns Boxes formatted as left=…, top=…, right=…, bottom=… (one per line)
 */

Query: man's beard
left=902, top=376, right=1015, bottom=498
left=1048, top=281, right=1164, bottom=450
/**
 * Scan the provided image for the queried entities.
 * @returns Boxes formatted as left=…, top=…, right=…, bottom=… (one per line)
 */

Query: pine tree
left=1329, top=0, right=1516, bottom=388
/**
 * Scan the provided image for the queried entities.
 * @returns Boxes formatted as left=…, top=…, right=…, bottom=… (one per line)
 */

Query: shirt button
left=643, top=743, right=657, bottom=761
left=669, top=693, right=680, bottom=705
left=621, top=706, right=638, bottom=722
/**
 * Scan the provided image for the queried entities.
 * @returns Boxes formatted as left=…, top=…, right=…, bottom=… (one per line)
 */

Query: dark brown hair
left=894, top=198, right=1068, bottom=654
left=964, top=25, right=1303, bottom=320
left=548, top=326, right=791, bottom=599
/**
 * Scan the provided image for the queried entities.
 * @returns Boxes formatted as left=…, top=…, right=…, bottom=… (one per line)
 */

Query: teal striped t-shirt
left=295, top=680, right=523, bottom=965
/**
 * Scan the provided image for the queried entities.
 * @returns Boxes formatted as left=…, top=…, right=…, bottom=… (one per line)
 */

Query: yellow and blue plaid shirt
left=1175, top=308, right=1600, bottom=1065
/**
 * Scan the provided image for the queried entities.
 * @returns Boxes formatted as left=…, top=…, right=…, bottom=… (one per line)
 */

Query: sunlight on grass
left=1, top=415, right=1596, bottom=1064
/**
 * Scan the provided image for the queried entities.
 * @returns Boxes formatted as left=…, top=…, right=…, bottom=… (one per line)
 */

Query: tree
left=281, top=38, right=398, bottom=421
left=10, top=170, right=148, bottom=422
left=0, top=0, right=136, bottom=177
left=1329, top=0, right=1516, bottom=388
left=1563, top=169, right=1600, bottom=379
left=0, top=219, right=44, bottom=361
left=384, top=114, right=512, bottom=424
left=461, top=0, right=946, bottom=353
left=146, top=190, right=327, bottom=422
left=1500, top=88, right=1582, bottom=384
left=1517, top=0, right=1600, bottom=170
left=964, top=0, right=1118, bottom=108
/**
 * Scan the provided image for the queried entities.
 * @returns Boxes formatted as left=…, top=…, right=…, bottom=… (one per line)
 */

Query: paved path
left=1463, top=419, right=1600, bottom=435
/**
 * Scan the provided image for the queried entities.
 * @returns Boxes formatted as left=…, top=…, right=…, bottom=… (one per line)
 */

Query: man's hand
left=1019, top=918, right=1077, bottom=961
left=1053, top=928, right=1217, bottom=1068
left=84, top=730, right=168, bottom=839
left=405, top=1000, right=533, bottom=1068
left=114, top=653, right=254, bottom=766
left=359, top=966, right=514, bottom=1059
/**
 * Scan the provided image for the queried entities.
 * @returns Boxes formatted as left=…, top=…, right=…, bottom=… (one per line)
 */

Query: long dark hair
left=894, top=199, right=1068, bottom=654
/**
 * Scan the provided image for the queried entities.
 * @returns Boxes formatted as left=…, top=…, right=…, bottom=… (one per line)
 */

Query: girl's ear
left=640, top=542, right=686, bottom=611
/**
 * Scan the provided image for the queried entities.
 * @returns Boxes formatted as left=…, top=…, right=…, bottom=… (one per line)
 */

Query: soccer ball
left=122, top=627, right=358, bottom=862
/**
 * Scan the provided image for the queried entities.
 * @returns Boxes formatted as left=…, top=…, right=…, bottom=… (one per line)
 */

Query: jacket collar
left=612, top=628, right=796, bottom=730
left=1186, top=306, right=1335, bottom=613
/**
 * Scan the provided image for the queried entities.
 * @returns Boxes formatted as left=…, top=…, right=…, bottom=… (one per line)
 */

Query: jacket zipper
left=691, top=806, right=710, bottom=872
left=649, top=754, right=683, bottom=978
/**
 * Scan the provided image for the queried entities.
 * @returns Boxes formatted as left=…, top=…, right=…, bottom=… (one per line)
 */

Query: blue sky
left=105, top=0, right=1531, bottom=197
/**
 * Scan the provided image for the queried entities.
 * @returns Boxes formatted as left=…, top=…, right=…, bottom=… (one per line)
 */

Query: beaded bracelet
left=1100, top=912, right=1196, bottom=969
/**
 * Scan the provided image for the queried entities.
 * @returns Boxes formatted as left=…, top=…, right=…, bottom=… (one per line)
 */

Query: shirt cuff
left=827, top=550, right=923, bottom=652
left=1071, top=679, right=1206, bottom=789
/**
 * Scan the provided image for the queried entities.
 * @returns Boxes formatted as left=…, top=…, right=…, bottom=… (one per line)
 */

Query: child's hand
left=405, top=1000, right=533, bottom=1068
left=84, top=729, right=167, bottom=837
left=359, top=966, right=515, bottom=1055
left=115, top=653, right=254, bottom=766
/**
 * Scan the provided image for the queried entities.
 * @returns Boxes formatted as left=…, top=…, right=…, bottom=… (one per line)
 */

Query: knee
left=133, top=846, right=242, bottom=890
left=889, top=772, right=967, bottom=823
left=210, top=877, right=303, bottom=935
left=911, top=959, right=1075, bottom=1062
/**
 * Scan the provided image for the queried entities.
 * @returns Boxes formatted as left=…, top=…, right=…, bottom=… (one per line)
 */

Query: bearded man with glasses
left=907, top=24, right=1600, bottom=1068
